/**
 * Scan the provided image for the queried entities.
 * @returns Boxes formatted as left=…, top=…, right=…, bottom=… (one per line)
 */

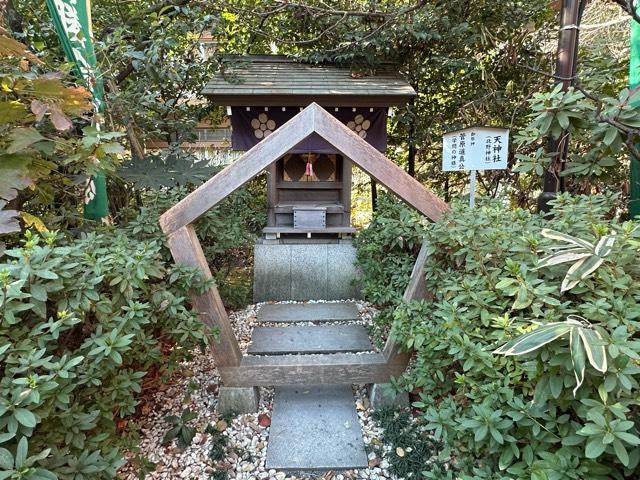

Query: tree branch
left=610, top=0, right=640, bottom=24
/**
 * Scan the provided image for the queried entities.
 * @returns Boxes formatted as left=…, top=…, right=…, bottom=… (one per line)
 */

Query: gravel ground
left=118, top=301, right=402, bottom=480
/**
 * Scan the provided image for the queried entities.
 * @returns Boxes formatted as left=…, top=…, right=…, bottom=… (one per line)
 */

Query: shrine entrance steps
left=250, top=301, right=371, bottom=471
left=218, top=301, right=405, bottom=387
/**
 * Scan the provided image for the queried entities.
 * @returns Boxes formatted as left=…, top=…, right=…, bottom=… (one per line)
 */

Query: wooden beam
left=382, top=241, right=431, bottom=363
left=219, top=353, right=407, bottom=387
left=167, top=225, right=242, bottom=367
left=159, top=107, right=316, bottom=235
left=341, top=158, right=353, bottom=226
left=202, top=94, right=413, bottom=108
left=311, top=104, right=450, bottom=221
left=266, top=163, right=277, bottom=227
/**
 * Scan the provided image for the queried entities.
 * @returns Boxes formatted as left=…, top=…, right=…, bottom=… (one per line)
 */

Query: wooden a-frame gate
left=160, top=103, right=449, bottom=387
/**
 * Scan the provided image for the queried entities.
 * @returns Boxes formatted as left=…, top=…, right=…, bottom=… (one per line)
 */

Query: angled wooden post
left=167, top=225, right=242, bottom=367
left=311, top=104, right=450, bottom=222
left=160, top=106, right=316, bottom=235
left=382, top=241, right=431, bottom=367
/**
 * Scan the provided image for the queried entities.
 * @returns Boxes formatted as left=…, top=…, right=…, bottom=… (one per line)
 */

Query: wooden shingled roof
left=202, top=55, right=416, bottom=107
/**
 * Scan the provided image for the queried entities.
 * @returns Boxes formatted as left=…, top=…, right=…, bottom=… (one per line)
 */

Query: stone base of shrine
left=368, top=383, right=410, bottom=409
left=253, top=239, right=362, bottom=302
left=217, top=386, right=259, bottom=415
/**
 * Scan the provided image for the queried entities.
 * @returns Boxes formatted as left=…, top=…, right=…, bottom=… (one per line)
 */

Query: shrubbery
left=119, top=181, right=266, bottom=309
left=0, top=178, right=265, bottom=479
left=0, top=228, right=212, bottom=478
left=354, top=196, right=428, bottom=344
left=356, top=193, right=640, bottom=479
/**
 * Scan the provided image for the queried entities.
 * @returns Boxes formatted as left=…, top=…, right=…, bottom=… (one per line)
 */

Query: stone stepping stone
left=257, top=302, right=360, bottom=323
left=265, top=384, right=368, bottom=471
left=248, top=325, right=373, bottom=355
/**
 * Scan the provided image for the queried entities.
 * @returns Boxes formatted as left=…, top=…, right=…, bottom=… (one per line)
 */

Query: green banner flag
left=630, top=12, right=640, bottom=219
left=46, top=0, right=109, bottom=221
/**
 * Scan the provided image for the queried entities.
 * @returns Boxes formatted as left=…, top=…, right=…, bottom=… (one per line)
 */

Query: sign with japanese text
left=442, top=127, right=509, bottom=172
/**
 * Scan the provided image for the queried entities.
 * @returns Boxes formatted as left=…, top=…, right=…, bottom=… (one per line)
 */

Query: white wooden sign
left=442, top=126, right=509, bottom=208
left=442, top=126, right=509, bottom=172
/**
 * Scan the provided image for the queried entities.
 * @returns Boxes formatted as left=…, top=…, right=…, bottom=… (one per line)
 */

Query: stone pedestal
left=217, top=386, right=259, bottom=416
left=369, top=383, right=410, bottom=409
left=253, top=240, right=361, bottom=302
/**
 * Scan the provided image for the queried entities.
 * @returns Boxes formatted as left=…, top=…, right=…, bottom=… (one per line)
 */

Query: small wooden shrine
left=203, top=56, right=416, bottom=240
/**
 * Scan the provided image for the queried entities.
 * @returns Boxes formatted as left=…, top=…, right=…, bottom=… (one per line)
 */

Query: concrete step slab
left=257, top=302, right=360, bottom=323
left=247, top=325, right=373, bottom=355
left=265, top=385, right=368, bottom=471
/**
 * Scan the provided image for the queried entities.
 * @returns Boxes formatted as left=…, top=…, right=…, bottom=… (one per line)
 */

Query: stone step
left=257, top=302, right=360, bottom=323
left=247, top=325, right=373, bottom=355
left=265, top=384, right=368, bottom=471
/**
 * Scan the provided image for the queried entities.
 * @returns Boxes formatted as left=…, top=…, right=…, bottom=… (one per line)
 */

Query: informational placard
left=442, top=127, right=509, bottom=172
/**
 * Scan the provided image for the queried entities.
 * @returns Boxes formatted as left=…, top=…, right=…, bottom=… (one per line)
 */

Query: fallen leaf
left=0, top=201, right=19, bottom=234
left=215, top=419, right=228, bottom=432
left=258, top=413, right=271, bottom=427
left=396, top=447, right=405, bottom=457
left=49, top=105, right=72, bottom=131
left=20, top=212, right=47, bottom=233
left=31, top=100, right=48, bottom=121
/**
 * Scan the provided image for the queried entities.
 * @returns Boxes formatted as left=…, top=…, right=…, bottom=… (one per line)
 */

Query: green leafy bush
left=357, top=194, right=640, bottom=479
left=0, top=229, right=212, bottom=479
left=120, top=181, right=266, bottom=309
left=161, top=408, right=197, bottom=449
left=354, top=195, right=428, bottom=342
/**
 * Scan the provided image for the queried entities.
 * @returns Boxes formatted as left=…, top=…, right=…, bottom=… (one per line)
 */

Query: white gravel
left=117, top=301, right=403, bottom=480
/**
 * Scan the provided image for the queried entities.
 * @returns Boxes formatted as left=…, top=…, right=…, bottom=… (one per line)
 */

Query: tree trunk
left=371, top=179, right=378, bottom=212
left=407, top=99, right=416, bottom=178
left=0, top=0, right=23, bottom=32
left=538, top=0, right=586, bottom=213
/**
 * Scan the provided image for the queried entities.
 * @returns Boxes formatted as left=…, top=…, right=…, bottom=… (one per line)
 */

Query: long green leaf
left=570, top=327, right=586, bottom=396
left=594, top=234, right=616, bottom=257
left=561, top=255, right=604, bottom=292
left=538, top=250, right=590, bottom=268
left=541, top=229, right=594, bottom=249
left=494, top=323, right=572, bottom=356
left=579, top=327, right=608, bottom=373
left=561, top=256, right=587, bottom=292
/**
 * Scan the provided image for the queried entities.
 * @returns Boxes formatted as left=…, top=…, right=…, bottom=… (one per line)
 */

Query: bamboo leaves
left=493, top=322, right=573, bottom=356
left=494, top=315, right=607, bottom=394
left=537, top=229, right=615, bottom=292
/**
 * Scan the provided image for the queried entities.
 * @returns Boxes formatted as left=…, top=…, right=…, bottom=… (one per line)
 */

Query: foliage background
left=356, top=194, right=640, bottom=479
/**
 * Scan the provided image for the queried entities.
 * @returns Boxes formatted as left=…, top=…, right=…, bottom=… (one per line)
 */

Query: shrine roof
left=202, top=55, right=416, bottom=107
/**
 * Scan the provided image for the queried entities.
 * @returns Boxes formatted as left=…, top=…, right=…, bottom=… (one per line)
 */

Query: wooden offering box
left=263, top=153, right=353, bottom=238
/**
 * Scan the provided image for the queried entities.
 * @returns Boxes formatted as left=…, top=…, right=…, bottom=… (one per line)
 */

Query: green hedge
left=0, top=229, right=212, bottom=479
left=356, top=193, right=640, bottom=479
left=0, top=180, right=265, bottom=479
